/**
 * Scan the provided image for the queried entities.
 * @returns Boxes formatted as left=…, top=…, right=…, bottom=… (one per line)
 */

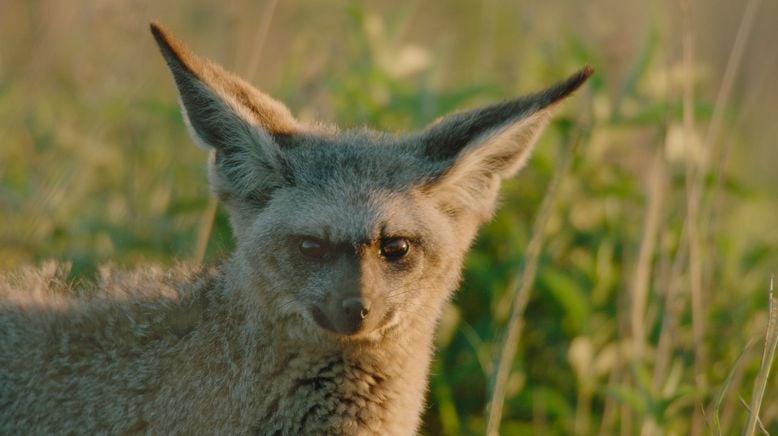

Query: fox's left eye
left=299, top=238, right=330, bottom=260
left=380, top=238, right=410, bottom=260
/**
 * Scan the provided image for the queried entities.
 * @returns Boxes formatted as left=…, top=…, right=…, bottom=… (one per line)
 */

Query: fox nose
left=311, top=295, right=380, bottom=336
left=342, top=297, right=370, bottom=322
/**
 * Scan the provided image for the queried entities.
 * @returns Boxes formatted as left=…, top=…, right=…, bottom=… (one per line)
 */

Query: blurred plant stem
left=651, top=210, right=688, bottom=393
left=679, top=1, right=708, bottom=433
left=743, top=275, right=777, bottom=436
left=194, top=195, right=218, bottom=267
left=631, top=149, right=665, bottom=362
left=485, top=125, right=586, bottom=435
left=634, top=149, right=665, bottom=436
left=242, top=0, right=279, bottom=84
left=703, top=0, right=762, bottom=213
left=193, top=0, right=279, bottom=266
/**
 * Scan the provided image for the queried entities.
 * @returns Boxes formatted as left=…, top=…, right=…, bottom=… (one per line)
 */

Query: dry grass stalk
left=703, top=0, right=763, bottom=176
left=710, top=339, right=756, bottom=435
left=193, top=1, right=279, bottom=266
left=700, top=0, right=763, bottom=291
left=632, top=149, right=666, bottom=436
left=242, top=0, right=280, bottom=83
left=742, top=275, right=778, bottom=436
left=651, top=223, right=687, bottom=391
left=680, top=0, right=763, bottom=432
left=631, top=149, right=665, bottom=363
left=485, top=130, right=583, bottom=436
left=678, top=1, right=708, bottom=433
left=193, top=195, right=218, bottom=266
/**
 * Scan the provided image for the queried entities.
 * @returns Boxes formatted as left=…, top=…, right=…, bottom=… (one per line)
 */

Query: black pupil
left=381, top=238, right=409, bottom=259
left=299, top=239, right=327, bottom=259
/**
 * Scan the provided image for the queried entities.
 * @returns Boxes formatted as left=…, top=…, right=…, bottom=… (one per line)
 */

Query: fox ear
left=150, top=21, right=297, bottom=208
left=420, top=67, right=592, bottom=219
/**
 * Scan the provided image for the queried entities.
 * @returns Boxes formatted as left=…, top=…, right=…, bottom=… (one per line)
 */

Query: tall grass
left=486, top=123, right=587, bottom=435
left=743, top=275, right=778, bottom=436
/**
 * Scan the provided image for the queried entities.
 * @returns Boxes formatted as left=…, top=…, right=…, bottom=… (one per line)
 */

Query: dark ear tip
left=559, top=65, right=595, bottom=97
left=535, top=65, right=594, bottom=108
left=149, top=20, right=161, bottom=37
left=148, top=20, right=199, bottom=77
left=574, top=65, right=595, bottom=88
left=149, top=20, right=184, bottom=59
left=149, top=20, right=170, bottom=47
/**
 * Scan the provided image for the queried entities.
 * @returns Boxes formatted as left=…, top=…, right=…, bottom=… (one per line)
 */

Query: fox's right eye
left=299, top=238, right=329, bottom=260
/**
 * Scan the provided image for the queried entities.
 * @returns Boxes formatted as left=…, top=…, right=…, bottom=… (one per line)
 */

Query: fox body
left=0, top=22, right=591, bottom=434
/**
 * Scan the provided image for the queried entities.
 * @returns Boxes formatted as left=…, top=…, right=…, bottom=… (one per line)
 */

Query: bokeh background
left=1, top=0, right=777, bottom=434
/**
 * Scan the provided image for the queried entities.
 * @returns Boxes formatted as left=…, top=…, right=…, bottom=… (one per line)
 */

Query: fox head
left=151, top=22, right=591, bottom=341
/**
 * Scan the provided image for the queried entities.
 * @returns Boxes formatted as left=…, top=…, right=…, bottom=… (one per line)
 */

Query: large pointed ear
left=420, top=67, right=593, bottom=220
left=150, top=21, right=299, bottom=210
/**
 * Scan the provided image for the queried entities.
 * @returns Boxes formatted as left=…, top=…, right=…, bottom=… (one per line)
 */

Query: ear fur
left=421, top=67, right=593, bottom=219
left=150, top=21, right=301, bottom=140
left=150, top=21, right=298, bottom=210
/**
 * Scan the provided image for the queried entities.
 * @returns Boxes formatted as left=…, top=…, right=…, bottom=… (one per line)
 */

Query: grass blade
left=742, top=275, right=778, bottom=436
left=485, top=125, right=585, bottom=435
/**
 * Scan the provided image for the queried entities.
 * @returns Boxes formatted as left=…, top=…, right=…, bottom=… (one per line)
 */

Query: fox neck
left=241, top=280, right=448, bottom=434
left=265, top=302, right=442, bottom=434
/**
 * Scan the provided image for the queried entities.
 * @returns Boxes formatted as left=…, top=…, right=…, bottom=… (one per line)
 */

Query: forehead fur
left=276, top=129, right=434, bottom=192
left=248, top=130, right=447, bottom=242
left=266, top=186, right=434, bottom=244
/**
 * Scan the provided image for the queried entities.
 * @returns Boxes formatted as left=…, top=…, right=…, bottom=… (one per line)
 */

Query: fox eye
left=299, top=238, right=329, bottom=259
left=380, top=238, right=410, bottom=260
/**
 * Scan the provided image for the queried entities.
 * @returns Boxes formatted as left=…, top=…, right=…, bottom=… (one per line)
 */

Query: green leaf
left=539, top=269, right=590, bottom=332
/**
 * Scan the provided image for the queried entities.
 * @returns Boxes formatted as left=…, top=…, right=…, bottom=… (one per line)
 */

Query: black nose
left=341, top=297, right=370, bottom=325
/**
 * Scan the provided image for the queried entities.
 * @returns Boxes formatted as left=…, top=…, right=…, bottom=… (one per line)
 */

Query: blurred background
left=1, top=0, right=776, bottom=434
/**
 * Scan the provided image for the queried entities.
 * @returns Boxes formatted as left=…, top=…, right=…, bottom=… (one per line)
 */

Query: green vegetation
left=1, top=1, right=776, bottom=434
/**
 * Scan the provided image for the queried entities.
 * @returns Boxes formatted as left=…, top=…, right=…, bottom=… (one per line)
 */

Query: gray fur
left=0, top=22, right=591, bottom=435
